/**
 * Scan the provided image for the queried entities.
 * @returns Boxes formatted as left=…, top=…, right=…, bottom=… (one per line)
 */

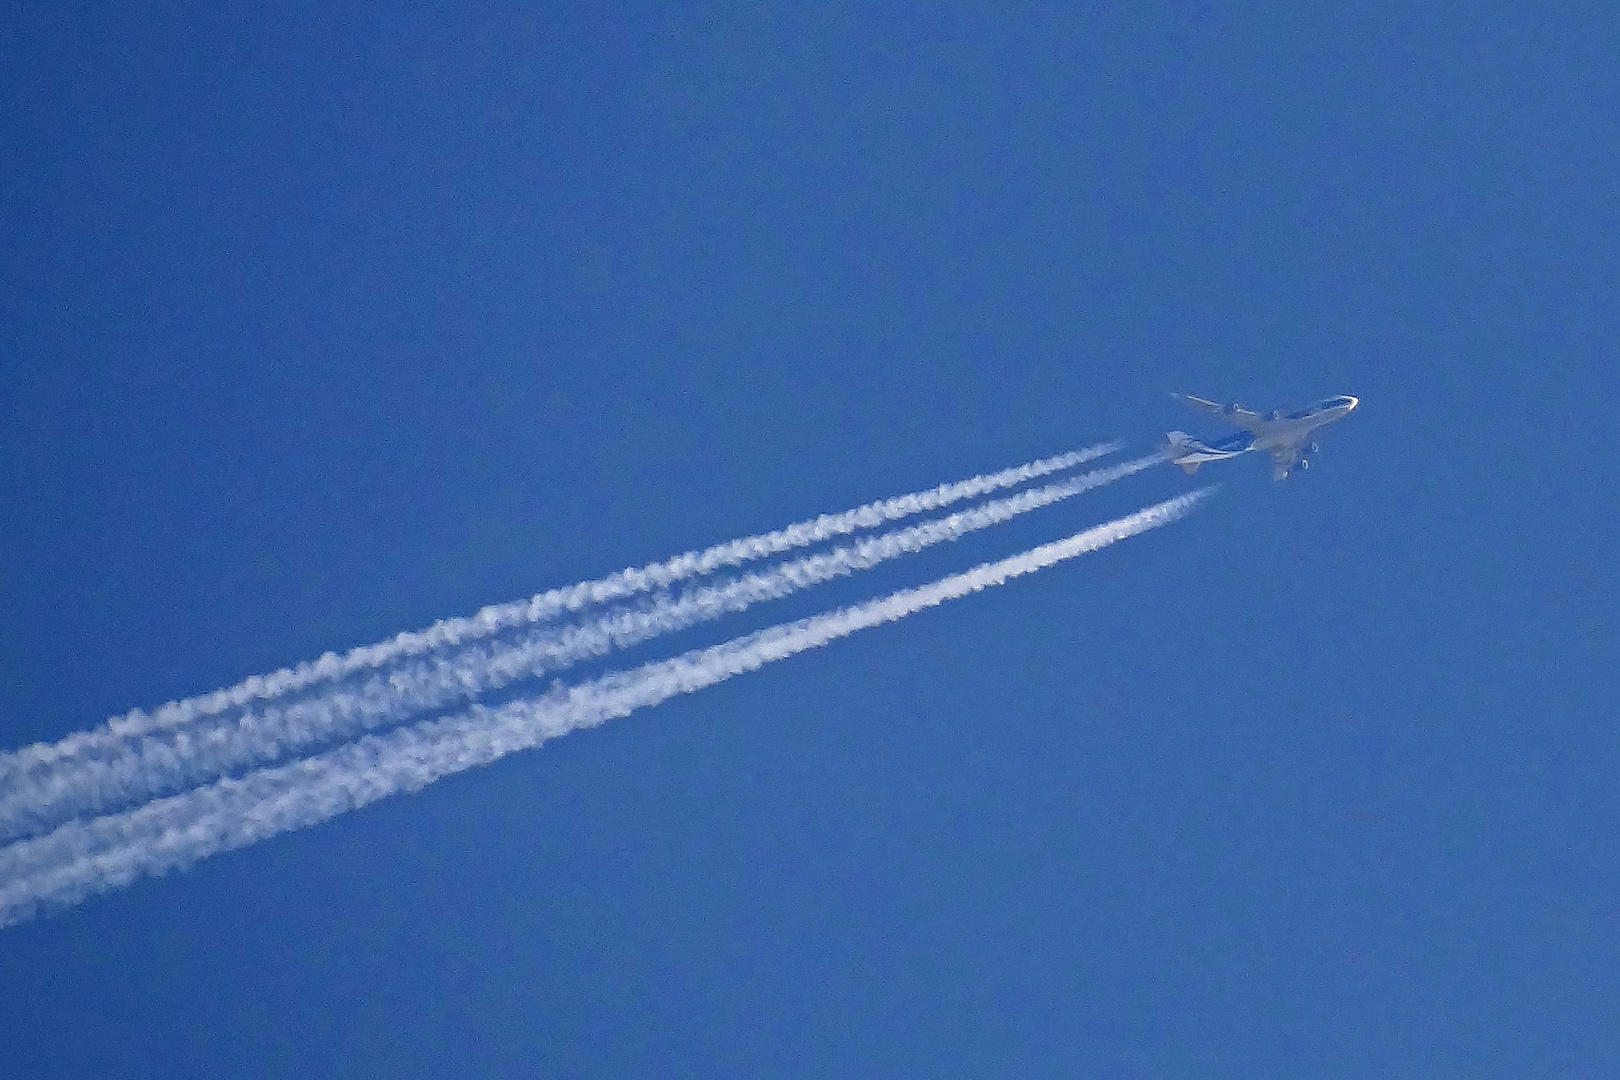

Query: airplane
left=1163, top=393, right=1359, bottom=479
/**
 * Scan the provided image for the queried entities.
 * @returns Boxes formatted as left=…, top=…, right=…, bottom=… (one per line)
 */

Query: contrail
left=0, top=489, right=1211, bottom=928
left=0, top=442, right=1119, bottom=778
left=0, top=454, right=1160, bottom=842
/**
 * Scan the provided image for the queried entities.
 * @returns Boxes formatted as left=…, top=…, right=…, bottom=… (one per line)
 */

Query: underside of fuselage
left=1163, top=392, right=1358, bottom=480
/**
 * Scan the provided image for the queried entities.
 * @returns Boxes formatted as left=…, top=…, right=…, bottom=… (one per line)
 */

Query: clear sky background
left=2, top=3, right=1617, bottom=1076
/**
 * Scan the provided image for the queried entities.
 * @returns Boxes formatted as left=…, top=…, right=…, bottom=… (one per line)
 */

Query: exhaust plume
left=0, top=443, right=1119, bottom=777
left=0, top=455, right=1158, bottom=841
left=0, top=489, right=1210, bottom=928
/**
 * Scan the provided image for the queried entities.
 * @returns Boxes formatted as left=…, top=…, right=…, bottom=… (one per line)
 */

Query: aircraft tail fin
left=1162, top=429, right=1193, bottom=452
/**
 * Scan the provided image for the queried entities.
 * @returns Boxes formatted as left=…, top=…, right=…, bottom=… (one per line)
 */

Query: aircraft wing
left=1175, top=393, right=1270, bottom=434
left=1269, top=435, right=1310, bottom=480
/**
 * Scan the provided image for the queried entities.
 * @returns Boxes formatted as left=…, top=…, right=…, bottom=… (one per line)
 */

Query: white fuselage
left=1248, top=400, right=1357, bottom=452
left=1164, top=394, right=1359, bottom=477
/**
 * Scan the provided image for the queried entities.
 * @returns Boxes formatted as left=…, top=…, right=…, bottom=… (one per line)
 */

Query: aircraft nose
left=1345, top=396, right=1360, bottom=411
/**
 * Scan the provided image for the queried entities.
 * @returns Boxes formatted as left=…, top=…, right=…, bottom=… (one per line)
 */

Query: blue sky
left=2, top=2, right=1617, bottom=1075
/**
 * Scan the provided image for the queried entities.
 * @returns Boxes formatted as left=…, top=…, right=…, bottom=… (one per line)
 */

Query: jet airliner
left=1163, top=393, right=1359, bottom=479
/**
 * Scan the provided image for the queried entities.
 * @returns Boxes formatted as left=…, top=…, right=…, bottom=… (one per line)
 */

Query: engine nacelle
left=1297, top=457, right=1310, bottom=470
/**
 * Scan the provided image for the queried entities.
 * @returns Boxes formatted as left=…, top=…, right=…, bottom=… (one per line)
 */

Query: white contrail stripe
left=0, top=454, right=1159, bottom=841
left=0, top=442, right=1120, bottom=776
left=0, top=489, right=1210, bottom=928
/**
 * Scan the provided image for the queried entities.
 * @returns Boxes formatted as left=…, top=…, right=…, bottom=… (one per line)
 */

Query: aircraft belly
left=1253, top=428, right=1306, bottom=451
left=1171, top=392, right=1355, bottom=478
